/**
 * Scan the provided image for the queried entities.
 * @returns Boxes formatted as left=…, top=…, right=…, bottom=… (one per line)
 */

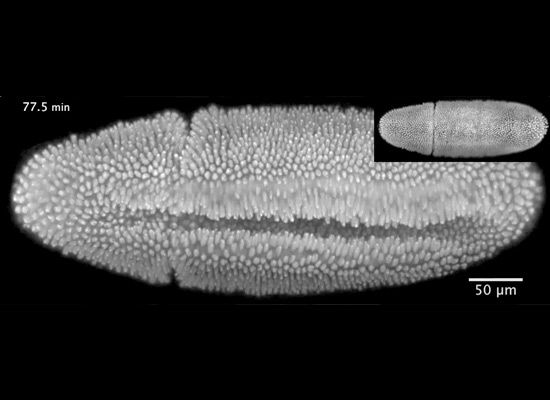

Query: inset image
left=375, top=96, right=548, bottom=161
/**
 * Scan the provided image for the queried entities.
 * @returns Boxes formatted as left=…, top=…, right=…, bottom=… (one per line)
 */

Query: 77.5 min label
left=23, top=101, right=70, bottom=112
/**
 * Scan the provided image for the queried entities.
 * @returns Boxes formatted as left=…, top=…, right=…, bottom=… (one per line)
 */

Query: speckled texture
left=379, top=103, right=434, bottom=155
left=434, top=101, right=547, bottom=157
left=12, top=106, right=544, bottom=295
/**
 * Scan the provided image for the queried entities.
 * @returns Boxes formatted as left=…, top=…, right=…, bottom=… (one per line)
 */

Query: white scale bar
left=468, top=278, right=523, bottom=282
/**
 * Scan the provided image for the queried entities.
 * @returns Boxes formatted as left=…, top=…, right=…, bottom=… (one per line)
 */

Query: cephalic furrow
left=11, top=106, right=544, bottom=295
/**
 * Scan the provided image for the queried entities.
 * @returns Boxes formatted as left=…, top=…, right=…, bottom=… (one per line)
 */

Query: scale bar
left=468, top=278, right=523, bottom=282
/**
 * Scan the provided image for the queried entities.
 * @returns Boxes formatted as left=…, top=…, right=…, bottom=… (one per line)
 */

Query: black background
left=2, top=95, right=549, bottom=310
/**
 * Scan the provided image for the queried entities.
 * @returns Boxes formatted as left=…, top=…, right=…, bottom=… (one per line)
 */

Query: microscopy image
left=10, top=104, right=545, bottom=296
left=379, top=101, right=548, bottom=158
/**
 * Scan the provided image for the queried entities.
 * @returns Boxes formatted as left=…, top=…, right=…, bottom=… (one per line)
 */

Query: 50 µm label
left=469, top=278, right=522, bottom=299
left=23, top=101, right=70, bottom=112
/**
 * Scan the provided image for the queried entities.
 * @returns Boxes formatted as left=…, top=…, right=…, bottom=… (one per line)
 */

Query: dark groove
left=121, top=210, right=481, bottom=242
